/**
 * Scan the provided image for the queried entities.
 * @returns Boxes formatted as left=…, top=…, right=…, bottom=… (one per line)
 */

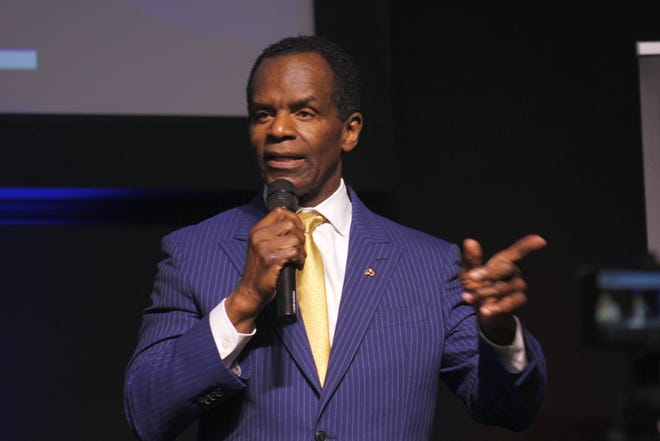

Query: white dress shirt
left=209, top=179, right=527, bottom=374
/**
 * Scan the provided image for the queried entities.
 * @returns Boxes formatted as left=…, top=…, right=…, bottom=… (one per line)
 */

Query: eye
left=251, top=110, right=272, bottom=123
left=296, top=109, right=315, bottom=119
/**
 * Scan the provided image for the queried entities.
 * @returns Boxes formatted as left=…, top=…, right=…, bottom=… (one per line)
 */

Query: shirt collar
left=262, top=179, right=352, bottom=237
left=301, top=179, right=352, bottom=238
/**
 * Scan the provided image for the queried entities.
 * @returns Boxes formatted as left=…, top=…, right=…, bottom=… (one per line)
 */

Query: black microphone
left=266, top=179, right=299, bottom=323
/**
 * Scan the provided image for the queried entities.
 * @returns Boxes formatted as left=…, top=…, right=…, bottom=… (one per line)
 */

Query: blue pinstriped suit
left=124, top=186, right=546, bottom=441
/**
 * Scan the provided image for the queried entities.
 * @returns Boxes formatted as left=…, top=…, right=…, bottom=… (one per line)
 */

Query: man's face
left=248, top=52, right=361, bottom=207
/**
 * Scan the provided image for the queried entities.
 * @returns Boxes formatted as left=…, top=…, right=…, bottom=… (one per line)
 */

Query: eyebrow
left=289, top=96, right=319, bottom=109
left=250, top=96, right=320, bottom=112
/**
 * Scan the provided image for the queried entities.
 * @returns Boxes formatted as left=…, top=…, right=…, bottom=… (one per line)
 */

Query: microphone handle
left=265, top=179, right=298, bottom=324
left=277, top=264, right=297, bottom=323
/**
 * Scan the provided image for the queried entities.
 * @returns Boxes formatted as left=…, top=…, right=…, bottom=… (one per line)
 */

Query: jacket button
left=315, top=431, right=328, bottom=441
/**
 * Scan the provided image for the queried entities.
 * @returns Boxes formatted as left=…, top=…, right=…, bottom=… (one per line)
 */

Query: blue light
left=0, top=186, right=243, bottom=225
left=0, top=187, right=143, bottom=200
left=0, top=187, right=159, bottom=225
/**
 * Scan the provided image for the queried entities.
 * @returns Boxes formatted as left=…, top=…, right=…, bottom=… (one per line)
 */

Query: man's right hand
left=225, top=207, right=306, bottom=332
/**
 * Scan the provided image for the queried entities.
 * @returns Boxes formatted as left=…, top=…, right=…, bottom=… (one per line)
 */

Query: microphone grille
left=266, top=179, right=298, bottom=211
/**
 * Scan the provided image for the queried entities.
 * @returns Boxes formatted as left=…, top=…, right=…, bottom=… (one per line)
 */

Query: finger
left=460, top=276, right=487, bottom=291
left=493, top=234, right=547, bottom=263
left=463, top=276, right=526, bottom=307
left=462, top=290, right=478, bottom=304
left=253, top=215, right=305, bottom=242
left=474, top=278, right=527, bottom=298
left=462, top=238, right=483, bottom=270
left=266, top=243, right=305, bottom=267
left=479, top=291, right=527, bottom=317
left=255, top=207, right=303, bottom=231
left=478, top=258, right=521, bottom=281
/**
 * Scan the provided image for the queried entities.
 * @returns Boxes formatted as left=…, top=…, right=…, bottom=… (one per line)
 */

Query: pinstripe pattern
left=124, top=187, right=547, bottom=441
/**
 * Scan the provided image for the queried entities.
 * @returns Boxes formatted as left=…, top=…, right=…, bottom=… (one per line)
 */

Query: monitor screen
left=581, top=267, right=660, bottom=350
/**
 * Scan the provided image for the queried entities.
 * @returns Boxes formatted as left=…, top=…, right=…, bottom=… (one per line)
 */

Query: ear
left=341, top=112, right=363, bottom=153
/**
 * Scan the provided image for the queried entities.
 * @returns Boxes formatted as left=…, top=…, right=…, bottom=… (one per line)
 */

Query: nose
left=267, top=112, right=295, bottom=140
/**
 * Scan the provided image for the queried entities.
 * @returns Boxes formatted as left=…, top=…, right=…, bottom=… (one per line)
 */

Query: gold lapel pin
left=364, top=268, right=375, bottom=277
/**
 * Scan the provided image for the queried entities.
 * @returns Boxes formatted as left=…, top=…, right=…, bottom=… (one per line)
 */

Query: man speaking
left=124, top=35, right=547, bottom=441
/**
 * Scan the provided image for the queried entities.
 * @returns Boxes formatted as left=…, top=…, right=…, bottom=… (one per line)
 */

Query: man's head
left=247, top=35, right=362, bottom=121
left=247, top=35, right=363, bottom=206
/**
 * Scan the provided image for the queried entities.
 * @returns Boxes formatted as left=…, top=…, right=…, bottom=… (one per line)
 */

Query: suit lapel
left=268, top=309, right=322, bottom=392
left=320, top=190, right=401, bottom=405
left=219, top=194, right=264, bottom=274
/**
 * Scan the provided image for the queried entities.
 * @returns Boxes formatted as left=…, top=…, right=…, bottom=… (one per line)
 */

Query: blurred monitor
left=580, top=266, right=660, bottom=350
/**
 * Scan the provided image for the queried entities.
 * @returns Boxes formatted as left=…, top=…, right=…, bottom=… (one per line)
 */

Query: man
left=124, top=35, right=547, bottom=441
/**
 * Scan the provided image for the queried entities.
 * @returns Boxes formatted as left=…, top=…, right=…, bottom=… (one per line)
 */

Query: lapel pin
left=364, top=268, right=375, bottom=277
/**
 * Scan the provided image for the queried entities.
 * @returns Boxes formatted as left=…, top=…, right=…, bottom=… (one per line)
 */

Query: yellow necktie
left=296, top=210, right=330, bottom=387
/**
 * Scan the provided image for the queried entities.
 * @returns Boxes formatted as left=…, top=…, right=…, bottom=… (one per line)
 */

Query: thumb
left=462, top=238, right=483, bottom=270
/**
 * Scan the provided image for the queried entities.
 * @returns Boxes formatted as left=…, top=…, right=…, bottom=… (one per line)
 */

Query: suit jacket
left=124, top=187, right=546, bottom=441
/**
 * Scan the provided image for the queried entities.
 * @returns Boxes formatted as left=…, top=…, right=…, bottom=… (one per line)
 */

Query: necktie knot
left=299, top=210, right=327, bottom=234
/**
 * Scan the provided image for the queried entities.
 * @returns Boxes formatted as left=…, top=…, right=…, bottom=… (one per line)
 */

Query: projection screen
left=0, top=0, right=314, bottom=117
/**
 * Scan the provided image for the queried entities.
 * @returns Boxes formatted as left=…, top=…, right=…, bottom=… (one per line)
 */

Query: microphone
left=266, top=179, right=299, bottom=323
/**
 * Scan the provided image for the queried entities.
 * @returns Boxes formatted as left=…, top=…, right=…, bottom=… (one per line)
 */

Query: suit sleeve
left=123, top=234, right=248, bottom=441
left=438, top=244, right=547, bottom=431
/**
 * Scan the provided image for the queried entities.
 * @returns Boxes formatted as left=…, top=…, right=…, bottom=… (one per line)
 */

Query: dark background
left=0, top=2, right=657, bottom=440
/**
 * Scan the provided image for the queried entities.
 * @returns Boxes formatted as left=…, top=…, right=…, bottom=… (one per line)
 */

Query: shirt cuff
left=209, top=298, right=256, bottom=375
left=478, top=316, right=528, bottom=373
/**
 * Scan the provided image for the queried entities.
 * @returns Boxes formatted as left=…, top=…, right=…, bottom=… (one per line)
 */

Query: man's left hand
left=460, top=234, right=547, bottom=345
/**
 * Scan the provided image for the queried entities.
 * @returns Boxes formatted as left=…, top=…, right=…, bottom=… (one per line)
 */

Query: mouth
left=263, top=152, right=305, bottom=170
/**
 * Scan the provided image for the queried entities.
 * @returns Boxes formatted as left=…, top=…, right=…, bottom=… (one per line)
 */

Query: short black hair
left=246, top=35, right=362, bottom=121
